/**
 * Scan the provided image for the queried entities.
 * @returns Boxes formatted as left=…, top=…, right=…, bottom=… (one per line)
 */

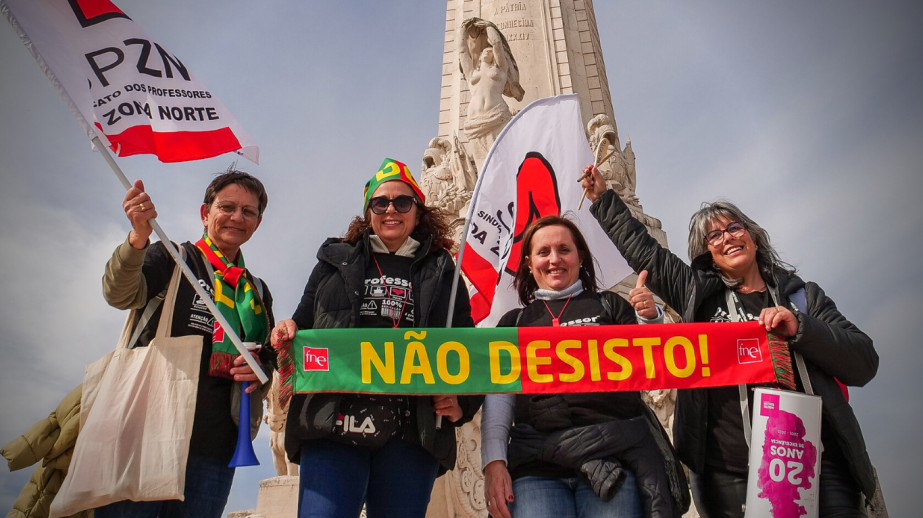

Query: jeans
left=691, top=459, right=866, bottom=518
left=297, top=437, right=440, bottom=518
left=508, top=471, right=643, bottom=518
left=94, top=455, right=235, bottom=518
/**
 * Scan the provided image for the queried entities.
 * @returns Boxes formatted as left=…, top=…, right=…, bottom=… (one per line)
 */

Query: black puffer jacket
left=589, top=189, right=879, bottom=502
left=284, top=230, right=482, bottom=472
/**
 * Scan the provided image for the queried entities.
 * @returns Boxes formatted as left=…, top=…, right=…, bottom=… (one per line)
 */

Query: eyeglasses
left=368, top=195, right=416, bottom=215
left=214, top=202, right=260, bottom=220
left=705, top=222, right=746, bottom=246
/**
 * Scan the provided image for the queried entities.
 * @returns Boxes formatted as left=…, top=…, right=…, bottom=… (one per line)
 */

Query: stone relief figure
left=641, top=389, right=678, bottom=442
left=587, top=115, right=634, bottom=202
left=420, top=136, right=477, bottom=215
left=441, top=412, right=488, bottom=517
left=457, top=18, right=524, bottom=169
left=264, top=371, right=298, bottom=477
left=587, top=115, right=663, bottom=231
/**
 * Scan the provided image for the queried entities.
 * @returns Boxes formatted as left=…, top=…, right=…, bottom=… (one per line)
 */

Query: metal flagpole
left=92, top=136, right=269, bottom=385
left=2, top=2, right=266, bottom=384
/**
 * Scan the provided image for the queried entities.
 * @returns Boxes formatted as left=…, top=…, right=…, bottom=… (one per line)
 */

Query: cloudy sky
left=1, top=0, right=920, bottom=515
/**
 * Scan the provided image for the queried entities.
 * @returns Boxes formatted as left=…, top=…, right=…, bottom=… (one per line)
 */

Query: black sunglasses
left=368, top=195, right=416, bottom=215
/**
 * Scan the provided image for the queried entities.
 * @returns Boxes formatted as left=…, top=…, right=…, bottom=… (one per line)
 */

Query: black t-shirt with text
left=698, top=289, right=845, bottom=473
left=359, top=252, right=415, bottom=328
left=138, top=241, right=275, bottom=461
left=339, top=252, right=415, bottom=440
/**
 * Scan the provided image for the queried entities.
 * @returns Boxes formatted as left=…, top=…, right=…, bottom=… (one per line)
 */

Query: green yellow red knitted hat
left=363, top=158, right=426, bottom=211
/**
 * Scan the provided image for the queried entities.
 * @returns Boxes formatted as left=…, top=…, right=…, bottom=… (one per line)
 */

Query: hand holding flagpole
left=577, top=137, right=615, bottom=210
left=95, top=136, right=268, bottom=384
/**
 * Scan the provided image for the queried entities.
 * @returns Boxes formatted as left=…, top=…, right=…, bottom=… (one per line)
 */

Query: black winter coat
left=500, top=292, right=690, bottom=518
left=508, top=412, right=689, bottom=518
left=284, top=231, right=483, bottom=472
left=589, top=189, right=879, bottom=502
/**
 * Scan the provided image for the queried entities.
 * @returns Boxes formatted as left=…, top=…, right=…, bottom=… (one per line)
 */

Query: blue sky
left=1, top=1, right=920, bottom=515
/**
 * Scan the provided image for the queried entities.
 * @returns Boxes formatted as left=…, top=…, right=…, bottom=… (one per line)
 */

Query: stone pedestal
left=227, top=476, right=299, bottom=518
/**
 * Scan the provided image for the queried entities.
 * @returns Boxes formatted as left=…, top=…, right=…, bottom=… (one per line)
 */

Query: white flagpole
left=2, top=1, right=267, bottom=384
left=93, top=137, right=268, bottom=384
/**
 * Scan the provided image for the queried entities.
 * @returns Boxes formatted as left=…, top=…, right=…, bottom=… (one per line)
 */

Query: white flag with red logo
left=461, top=95, right=633, bottom=326
left=1, top=0, right=258, bottom=163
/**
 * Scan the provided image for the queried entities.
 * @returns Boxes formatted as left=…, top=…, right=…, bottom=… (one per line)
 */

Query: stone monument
left=425, top=0, right=667, bottom=244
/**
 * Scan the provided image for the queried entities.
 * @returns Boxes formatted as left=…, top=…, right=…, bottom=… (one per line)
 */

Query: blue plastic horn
left=229, top=380, right=259, bottom=467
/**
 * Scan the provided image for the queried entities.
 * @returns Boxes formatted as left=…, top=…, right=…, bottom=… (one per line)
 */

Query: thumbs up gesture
left=629, top=270, right=658, bottom=320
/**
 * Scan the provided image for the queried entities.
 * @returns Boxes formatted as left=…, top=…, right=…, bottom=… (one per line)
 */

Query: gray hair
left=687, top=200, right=795, bottom=288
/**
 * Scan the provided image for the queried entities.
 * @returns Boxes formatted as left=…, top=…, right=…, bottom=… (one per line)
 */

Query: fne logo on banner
left=737, top=337, right=763, bottom=364
left=304, top=347, right=329, bottom=371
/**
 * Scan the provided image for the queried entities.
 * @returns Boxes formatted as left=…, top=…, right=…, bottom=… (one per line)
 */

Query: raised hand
left=123, top=179, right=157, bottom=249
left=629, top=270, right=659, bottom=320
left=580, top=164, right=607, bottom=203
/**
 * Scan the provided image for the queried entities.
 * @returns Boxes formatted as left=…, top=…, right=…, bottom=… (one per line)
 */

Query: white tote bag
left=52, top=260, right=203, bottom=517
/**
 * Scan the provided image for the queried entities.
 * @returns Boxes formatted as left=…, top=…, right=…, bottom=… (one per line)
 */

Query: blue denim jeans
left=297, top=437, right=440, bottom=518
left=94, top=455, right=235, bottom=518
left=508, top=471, right=643, bottom=518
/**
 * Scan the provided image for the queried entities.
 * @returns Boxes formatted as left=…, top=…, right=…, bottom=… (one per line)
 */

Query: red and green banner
left=292, top=321, right=792, bottom=395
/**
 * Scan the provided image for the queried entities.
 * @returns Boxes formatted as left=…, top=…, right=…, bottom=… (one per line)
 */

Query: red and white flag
left=461, top=95, right=633, bottom=326
left=1, top=0, right=258, bottom=163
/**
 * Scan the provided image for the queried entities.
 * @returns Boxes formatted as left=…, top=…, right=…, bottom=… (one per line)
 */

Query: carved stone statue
left=587, top=114, right=635, bottom=204
left=457, top=18, right=524, bottom=169
left=641, top=389, right=678, bottom=442
left=421, top=136, right=478, bottom=217
left=433, top=411, right=488, bottom=517
left=586, top=115, right=663, bottom=232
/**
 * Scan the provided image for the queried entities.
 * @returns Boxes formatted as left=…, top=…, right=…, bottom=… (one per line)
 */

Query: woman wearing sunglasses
left=578, top=165, right=879, bottom=518
left=270, top=159, right=482, bottom=518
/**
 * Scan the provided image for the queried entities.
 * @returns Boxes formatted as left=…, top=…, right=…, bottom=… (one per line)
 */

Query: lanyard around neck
left=541, top=296, right=573, bottom=327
